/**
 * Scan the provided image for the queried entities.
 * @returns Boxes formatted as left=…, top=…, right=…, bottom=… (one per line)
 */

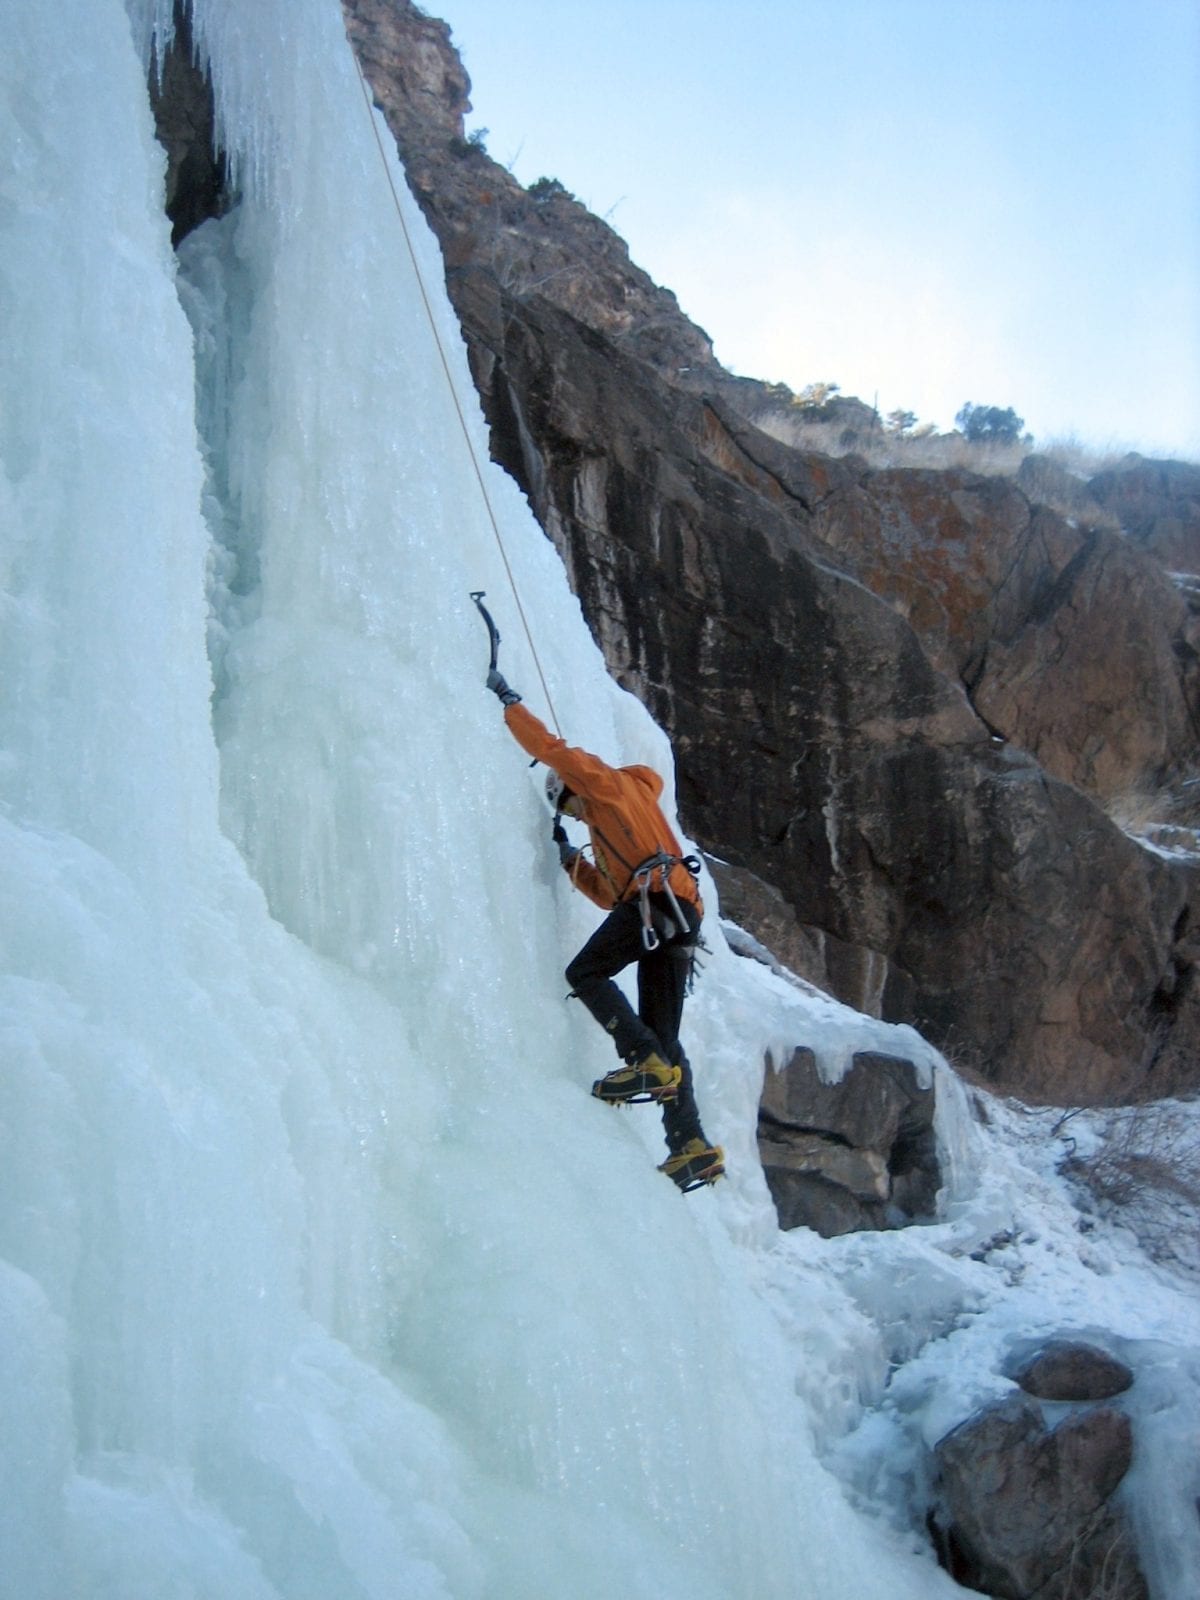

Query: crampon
left=659, top=1140, right=725, bottom=1193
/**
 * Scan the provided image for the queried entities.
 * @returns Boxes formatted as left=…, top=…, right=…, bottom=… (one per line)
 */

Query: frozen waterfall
left=2, top=3, right=1197, bottom=1598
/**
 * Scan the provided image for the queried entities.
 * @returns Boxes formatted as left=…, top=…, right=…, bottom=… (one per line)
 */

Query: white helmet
left=545, top=770, right=567, bottom=811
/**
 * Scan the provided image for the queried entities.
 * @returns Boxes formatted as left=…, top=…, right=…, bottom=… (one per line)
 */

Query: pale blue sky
left=437, top=0, right=1199, bottom=460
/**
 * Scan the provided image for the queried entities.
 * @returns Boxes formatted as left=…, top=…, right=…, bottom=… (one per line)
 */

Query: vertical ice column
left=0, top=0, right=219, bottom=907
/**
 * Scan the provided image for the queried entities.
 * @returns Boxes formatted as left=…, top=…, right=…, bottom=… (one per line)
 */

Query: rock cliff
left=152, top=0, right=1200, bottom=1104
left=335, top=0, right=1200, bottom=1104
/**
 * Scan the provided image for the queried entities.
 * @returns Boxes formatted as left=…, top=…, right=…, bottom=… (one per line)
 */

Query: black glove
left=551, top=819, right=576, bottom=866
left=486, top=667, right=521, bottom=706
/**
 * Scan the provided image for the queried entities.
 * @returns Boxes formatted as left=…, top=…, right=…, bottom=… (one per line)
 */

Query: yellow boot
left=592, top=1051, right=682, bottom=1104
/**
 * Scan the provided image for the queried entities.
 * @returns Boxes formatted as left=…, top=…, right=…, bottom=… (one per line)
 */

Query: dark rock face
left=933, top=1394, right=1146, bottom=1600
left=1013, top=1341, right=1135, bottom=1403
left=147, top=3, right=232, bottom=246
left=708, top=858, right=837, bottom=995
left=331, top=0, right=1200, bottom=1103
left=758, top=1048, right=937, bottom=1235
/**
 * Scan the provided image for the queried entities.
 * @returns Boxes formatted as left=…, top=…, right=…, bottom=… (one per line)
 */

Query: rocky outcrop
left=813, top=467, right=1067, bottom=687
left=758, top=1047, right=938, bottom=1235
left=326, top=1, right=1200, bottom=1103
left=931, top=1392, right=1146, bottom=1600
left=340, top=0, right=720, bottom=386
left=1088, top=456, right=1200, bottom=575
left=710, top=856, right=891, bottom=1006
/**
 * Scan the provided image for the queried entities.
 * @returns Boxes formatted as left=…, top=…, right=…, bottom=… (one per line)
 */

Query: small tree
left=885, top=408, right=919, bottom=437
left=956, top=402, right=1025, bottom=444
left=795, top=381, right=840, bottom=408
left=450, top=126, right=490, bottom=159
left=528, top=175, right=574, bottom=203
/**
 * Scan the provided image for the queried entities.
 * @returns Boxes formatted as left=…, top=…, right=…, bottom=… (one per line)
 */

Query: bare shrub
left=1062, top=1098, right=1200, bottom=1269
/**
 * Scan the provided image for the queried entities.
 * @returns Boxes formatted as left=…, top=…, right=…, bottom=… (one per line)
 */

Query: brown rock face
left=813, top=467, right=1065, bottom=686
left=334, top=0, right=1200, bottom=1102
left=452, top=274, right=1200, bottom=1101
left=971, top=531, right=1199, bottom=802
left=342, top=0, right=716, bottom=379
left=816, top=469, right=1200, bottom=802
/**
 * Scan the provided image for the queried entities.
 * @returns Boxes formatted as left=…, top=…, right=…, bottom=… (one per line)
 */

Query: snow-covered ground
left=697, top=932, right=1200, bottom=1598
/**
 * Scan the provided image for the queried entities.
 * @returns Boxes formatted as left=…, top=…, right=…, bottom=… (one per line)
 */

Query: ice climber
left=486, top=663, right=725, bottom=1192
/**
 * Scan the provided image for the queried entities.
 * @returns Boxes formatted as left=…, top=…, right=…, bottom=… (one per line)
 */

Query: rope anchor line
left=349, top=45, right=560, bottom=733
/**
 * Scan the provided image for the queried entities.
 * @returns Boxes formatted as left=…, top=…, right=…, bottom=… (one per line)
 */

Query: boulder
left=1013, top=1341, right=1135, bottom=1403
left=757, top=1168, right=885, bottom=1239
left=932, top=1393, right=1146, bottom=1600
left=758, top=1048, right=937, bottom=1235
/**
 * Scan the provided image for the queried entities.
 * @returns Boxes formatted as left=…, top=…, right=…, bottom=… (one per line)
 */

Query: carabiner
left=635, top=865, right=660, bottom=951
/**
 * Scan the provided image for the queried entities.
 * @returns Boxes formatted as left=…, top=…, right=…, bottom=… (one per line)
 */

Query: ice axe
left=471, top=589, right=540, bottom=768
left=469, top=590, right=501, bottom=673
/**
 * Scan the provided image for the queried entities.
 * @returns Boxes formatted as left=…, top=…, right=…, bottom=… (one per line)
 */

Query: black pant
left=565, top=895, right=705, bottom=1153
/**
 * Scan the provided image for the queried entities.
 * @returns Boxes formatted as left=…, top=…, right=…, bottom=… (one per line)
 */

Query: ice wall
left=0, top=2, right=970, bottom=1597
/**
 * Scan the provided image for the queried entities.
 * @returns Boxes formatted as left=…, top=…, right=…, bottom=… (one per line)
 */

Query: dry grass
left=753, top=410, right=1028, bottom=475
left=1036, top=435, right=1136, bottom=478
left=1057, top=1506, right=1146, bottom=1600
left=751, top=408, right=1142, bottom=498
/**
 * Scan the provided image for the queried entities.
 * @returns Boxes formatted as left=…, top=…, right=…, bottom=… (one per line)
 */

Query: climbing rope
left=350, top=46, right=561, bottom=733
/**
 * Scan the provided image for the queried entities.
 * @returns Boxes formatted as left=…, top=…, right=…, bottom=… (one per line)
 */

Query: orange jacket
left=504, top=703, right=703, bottom=916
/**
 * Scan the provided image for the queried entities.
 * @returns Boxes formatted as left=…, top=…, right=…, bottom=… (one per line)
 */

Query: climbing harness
left=632, top=852, right=697, bottom=951
left=350, top=50, right=559, bottom=733
left=575, top=807, right=705, bottom=951
left=560, top=826, right=705, bottom=970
